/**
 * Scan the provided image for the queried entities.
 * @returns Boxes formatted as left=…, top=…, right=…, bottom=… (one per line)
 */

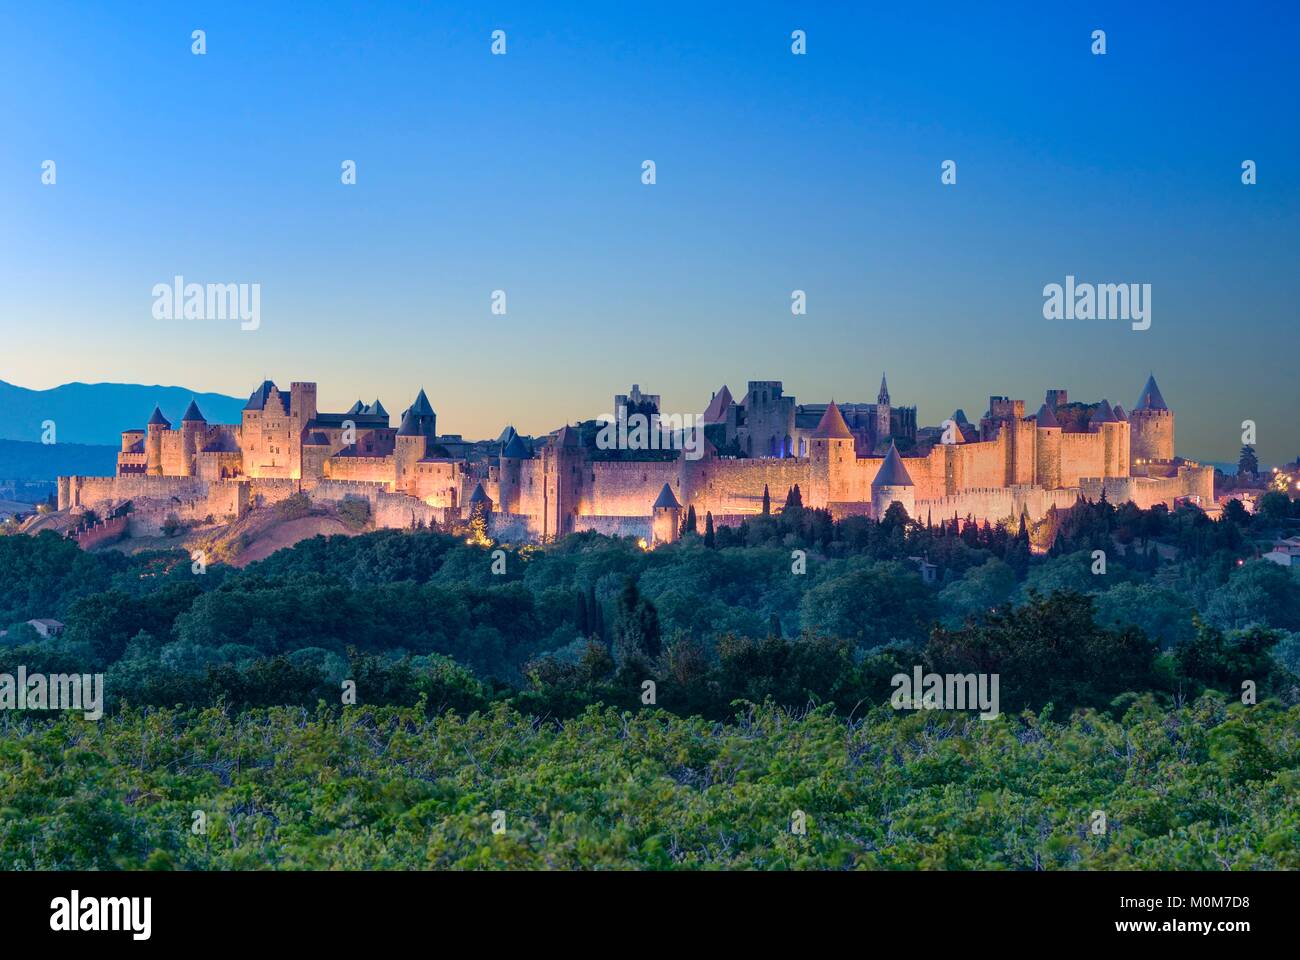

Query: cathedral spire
left=878, top=373, right=890, bottom=405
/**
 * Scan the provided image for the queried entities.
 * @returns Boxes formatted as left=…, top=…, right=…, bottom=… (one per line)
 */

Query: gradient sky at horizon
left=2, top=1, right=1297, bottom=462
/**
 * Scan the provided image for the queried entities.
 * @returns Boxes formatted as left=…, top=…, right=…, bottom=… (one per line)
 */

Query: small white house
left=27, top=618, right=65, bottom=638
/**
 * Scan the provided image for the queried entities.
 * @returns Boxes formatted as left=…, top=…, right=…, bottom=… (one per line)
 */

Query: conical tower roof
left=367, top=398, right=388, bottom=419
left=1135, top=374, right=1167, bottom=411
left=502, top=434, right=530, bottom=459
left=181, top=400, right=206, bottom=423
left=468, top=483, right=490, bottom=504
left=1035, top=403, right=1060, bottom=428
left=147, top=405, right=171, bottom=427
left=872, top=441, right=913, bottom=487
left=653, top=483, right=681, bottom=509
left=407, top=388, right=435, bottom=417
left=812, top=400, right=854, bottom=439
left=396, top=409, right=422, bottom=437
left=1090, top=399, right=1117, bottom=425
left=1112, top=404, right=1127, bottom=422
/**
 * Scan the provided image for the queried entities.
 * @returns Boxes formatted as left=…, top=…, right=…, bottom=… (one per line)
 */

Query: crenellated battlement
left=59, top=373, right=1197, bottom=546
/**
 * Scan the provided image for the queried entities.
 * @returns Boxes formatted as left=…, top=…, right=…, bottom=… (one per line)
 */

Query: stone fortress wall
left=57, top=374, right=1207, bottom=546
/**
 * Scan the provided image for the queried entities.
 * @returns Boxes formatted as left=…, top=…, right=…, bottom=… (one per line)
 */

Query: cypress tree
left=586, top=582, right=603, bottom=642
left=704, top=512, right=716, bottom=548
left=615, top=575, right=661, bottom=660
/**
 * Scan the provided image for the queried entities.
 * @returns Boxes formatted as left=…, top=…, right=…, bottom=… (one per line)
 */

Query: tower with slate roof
left=241, top=380, right=294, bottom=477
left=401, top=388, right=437, bottom=441
left=1087, top=398, right=1130, bottom=478
left=498, top=428, right=531, bottom=515
left=871, top=441, right=915, bottom=519
left=1129, top=373, right=1174, bottom=465
left=468, top=482, right=493, bottom=518
left=145, top=404, right=170, bottom=476
left=180, top=399, right=207, bottom=477
left=395, top=397, right=431, bottom=495
left=651, top=482, right=681, bottom=547
left=1034, top=402, right=1062, bottom=489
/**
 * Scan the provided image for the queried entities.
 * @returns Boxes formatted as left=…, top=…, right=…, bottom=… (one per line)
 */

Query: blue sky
left=1, top=1, right=1297, bottom=462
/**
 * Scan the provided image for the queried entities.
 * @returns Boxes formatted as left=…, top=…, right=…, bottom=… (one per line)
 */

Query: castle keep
left=58, top=373, right=1212, bottom=545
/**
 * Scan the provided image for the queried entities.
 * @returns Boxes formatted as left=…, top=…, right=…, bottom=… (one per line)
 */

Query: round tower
left=403, top=388, right=437, bottom=440
left=180, top=399, right=206, bottom=477
left=467, top=482, right=493, bottom=520
left=871, top=440, right=915, bottom=520
left=145, top=405, right=170, bottom=475
left=808, top=401, right=855, bottom=508
left=498, top=429, right=530, bottom=515
left=1130, top=374, right=1174, bottom=466
left=1034, top=403, right=1062, bottom=488
left=395, top=409, right=427, bottom=495
left=1087, top=399, right=1131, bottom=478
left=651, top=483, right=682, bottom=548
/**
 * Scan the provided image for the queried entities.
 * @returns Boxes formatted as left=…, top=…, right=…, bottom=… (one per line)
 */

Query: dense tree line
left=0, top=494, right=1296, bottom=720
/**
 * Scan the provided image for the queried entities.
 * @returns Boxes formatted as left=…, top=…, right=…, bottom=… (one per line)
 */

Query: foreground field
left=1, top=696, right=1296, bottom=870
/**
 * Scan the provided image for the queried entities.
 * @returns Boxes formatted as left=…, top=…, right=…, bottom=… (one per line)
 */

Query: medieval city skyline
left=56, top=368, right=1211, bottom=549
left=0, top=365, right=1267, bottom=468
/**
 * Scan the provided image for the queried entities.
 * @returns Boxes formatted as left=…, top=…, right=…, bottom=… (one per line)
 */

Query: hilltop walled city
left=51, top=373, right=1213, bottom=548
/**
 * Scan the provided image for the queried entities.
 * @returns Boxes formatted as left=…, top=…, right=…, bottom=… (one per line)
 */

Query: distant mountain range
left=0, top=380, right=245, bottom=445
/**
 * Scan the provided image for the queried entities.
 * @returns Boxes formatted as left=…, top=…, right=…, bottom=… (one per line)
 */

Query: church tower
left=875, top=373, right=892, bottom=445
